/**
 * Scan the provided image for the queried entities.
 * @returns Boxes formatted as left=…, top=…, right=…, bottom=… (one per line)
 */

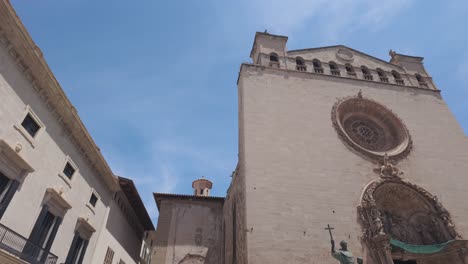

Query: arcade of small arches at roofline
left=267, top=52, right=429, bottom=89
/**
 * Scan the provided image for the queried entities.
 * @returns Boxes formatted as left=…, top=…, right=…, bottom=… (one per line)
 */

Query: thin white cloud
left=246, top=0, right=326, bottom=34
left=242, top=0, right=414, bottom=42
left=155, top=139, right=232, bottom=172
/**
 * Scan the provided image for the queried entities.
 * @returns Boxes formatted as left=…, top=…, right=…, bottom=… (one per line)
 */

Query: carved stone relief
left=331, top=93, right=412, bottom=161
left=358, top=178, right=460, bottom=263
left=359, top=179, right=458, bottom=241
left=178, top=254, right=205, bottom=264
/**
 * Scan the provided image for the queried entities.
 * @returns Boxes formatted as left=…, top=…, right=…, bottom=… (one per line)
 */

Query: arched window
left=392, top=70, right=404, bottom=85
left=415, top=73, right=427, bottom=87
left=269, top=53, right=279, bottom=68
left=361, top=66, right=373, bottom=80
left=296, top=57, right=306, bottom=71
left=329, top=61, right=340, bottom=76
left=312, top=59, right=323, bottom=73
left=270, top=53, right=278, bottom=62
left=376, top=68, right=388, bottom=83
left=345, top=64, right=356, bottom=76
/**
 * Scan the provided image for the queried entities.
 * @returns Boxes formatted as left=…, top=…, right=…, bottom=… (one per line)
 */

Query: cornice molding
left=239, top=63, right=442, bottom=97
left=0, top=0, right=119, bottom=192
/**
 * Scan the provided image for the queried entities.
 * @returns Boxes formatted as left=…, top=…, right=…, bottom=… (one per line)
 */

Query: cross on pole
left=325, top=224, right=334, bottom=241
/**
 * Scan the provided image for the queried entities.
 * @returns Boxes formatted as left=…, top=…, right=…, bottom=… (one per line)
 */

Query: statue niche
left=358, top=179, right=461, bottom=264
left=374, top=183, right=454, bottom=245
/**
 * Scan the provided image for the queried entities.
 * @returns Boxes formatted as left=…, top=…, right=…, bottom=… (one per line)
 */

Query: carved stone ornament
left=336, top=48, right=354, bottom=62
left=331, top=92, right=412, bottom=161
left=373, top=153, right=404, bottom=179
left=358, top=178, right=460, bottom=263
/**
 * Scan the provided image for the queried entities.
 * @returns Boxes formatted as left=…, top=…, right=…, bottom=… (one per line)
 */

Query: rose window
left=332, top=96, right=411, bottom=160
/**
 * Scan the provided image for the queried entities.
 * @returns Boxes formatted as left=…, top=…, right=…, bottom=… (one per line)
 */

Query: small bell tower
left=192, top=177, right=212, bottom=197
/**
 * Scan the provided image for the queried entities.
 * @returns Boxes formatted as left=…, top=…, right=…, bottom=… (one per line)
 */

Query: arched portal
left=374, top=182, right=453, bottom=245
left=358, top=179, right=463, bottom=264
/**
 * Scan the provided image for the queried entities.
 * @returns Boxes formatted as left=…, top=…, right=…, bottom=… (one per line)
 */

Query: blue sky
left=11, top=0, right=468, bottom=222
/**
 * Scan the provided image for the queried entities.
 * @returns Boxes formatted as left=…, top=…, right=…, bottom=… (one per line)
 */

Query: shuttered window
left=103, top=247, right=114, bottom=264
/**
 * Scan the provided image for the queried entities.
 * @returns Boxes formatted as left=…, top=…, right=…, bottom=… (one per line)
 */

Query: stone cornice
left=0, top=1, right=119, bottom=192
left=238, top=63, right=442, bottom=97
left=0, top=139, right=34, bottom=174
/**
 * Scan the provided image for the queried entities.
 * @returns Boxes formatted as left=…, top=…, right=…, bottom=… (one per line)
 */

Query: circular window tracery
left=332, top=95, right=411, bottom=160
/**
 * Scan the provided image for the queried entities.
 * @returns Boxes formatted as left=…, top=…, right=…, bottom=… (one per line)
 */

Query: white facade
left=0, top=1, right=153, bottom=263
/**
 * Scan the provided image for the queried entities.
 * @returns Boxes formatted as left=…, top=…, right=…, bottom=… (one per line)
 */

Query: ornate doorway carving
left=358, top=178, right=464, bottom=264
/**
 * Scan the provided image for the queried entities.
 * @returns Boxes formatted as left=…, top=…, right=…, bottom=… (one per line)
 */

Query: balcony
left=296, top=65, right=307, bottom=72
left=379, top=77, right=389, bottom=83
left=363, top=74, right=373, bottom=81
left=0, top=223, right=58, bottom=264
left=331, top=69, right=341, bottom=76
left=314, top=67, right=324, bottom=74
left=419, top=81, right=428, bottom=88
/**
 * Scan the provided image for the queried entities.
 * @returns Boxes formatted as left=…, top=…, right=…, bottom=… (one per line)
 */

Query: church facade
left=153, top=32, right=468, bottom=264
left=229, top=32, right=468, bottom=264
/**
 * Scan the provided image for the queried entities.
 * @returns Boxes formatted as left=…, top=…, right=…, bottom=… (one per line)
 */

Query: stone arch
left=358, top=178, right=460, bottom=263
left=178, top=254, right=205, bottom=264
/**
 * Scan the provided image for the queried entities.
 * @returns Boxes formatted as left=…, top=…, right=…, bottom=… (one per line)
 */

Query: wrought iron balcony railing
left=0, top=222, right=58, bottom=264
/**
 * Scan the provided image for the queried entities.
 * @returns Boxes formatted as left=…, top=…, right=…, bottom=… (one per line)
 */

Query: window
left=269, top=53, right=278, bottom=62
left=392, top=70, right=404, bottom=85
left=24, top=205, right=62, bottom=262
left=361, top=66, right=373, bottom=80
left=59, top=157, right=78, bottom=188
left=329, top=61, right=340, bottom=76
left=312, top=59, right=323, bottom=73
left=415, top=73, right=428, bottom=87
left=376, top=68, right=388, bottom=83
left=200, top=189, right=204, bottom=195
left=21, top=113, right=41, bottom=137
left=269, top=53, right=279, bottom=68
left=345, top=64, right=356, bottom=76
left=63, top=162, right=76, bottom=179
left=89, top=193, right=98, bottom=207
left=0, top=171, right=19, bottom=219
left=295, top=57, right=306, bottom=71
left=15, top=106, right=45, bottom=147
left=103, top=247, right=114, bottom=264
left=65, top=232, right=89, bottom=264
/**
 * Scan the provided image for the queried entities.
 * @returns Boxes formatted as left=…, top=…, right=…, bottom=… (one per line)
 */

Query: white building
left=0, top=1, right=154, bottom=263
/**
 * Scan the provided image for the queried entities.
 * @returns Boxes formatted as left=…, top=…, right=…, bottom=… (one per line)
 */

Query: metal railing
left=296, top=65, right=307, bottom=71
left=0, top=223, right=58, bottom=264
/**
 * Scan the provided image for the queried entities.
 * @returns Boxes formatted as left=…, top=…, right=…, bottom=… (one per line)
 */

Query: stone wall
left=152, top=198, right=224, bottom=264
left=237, top=64, right=468, bottom=263
left=223, top=164, right=248, bottom=264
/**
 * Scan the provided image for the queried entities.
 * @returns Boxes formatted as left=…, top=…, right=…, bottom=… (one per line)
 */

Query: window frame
left=58, top=156, right=78, bottom=188
left=103, top=247, right=115, bottom=264
left=269, top=53, right=279, bottom=63
left=14, top=105, right=45, bottom=148
left=86, top=188, right=100, bottom=214
left=65, top=231, right=89, bottom=264
left=0, top=171, right=20, bottom=219
left=345, top=63, right=356, bottom=76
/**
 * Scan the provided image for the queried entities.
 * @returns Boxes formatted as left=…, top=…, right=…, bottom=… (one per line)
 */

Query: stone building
left=0, top=1, right=154, bottom=263
left=152, top=178, right=224, bottom=264
left=153, top=31, right=468, bottom=264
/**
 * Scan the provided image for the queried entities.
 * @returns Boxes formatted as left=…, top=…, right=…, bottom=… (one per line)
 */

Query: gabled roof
left=153, top=193, right=224, bottom=211
left=288, top=45, right=406, bottom=70
left=118, top=176, right=155, bottom=230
